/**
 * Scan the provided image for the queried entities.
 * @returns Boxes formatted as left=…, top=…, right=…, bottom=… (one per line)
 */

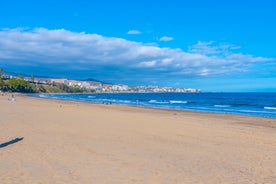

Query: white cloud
left=137, top=60, right=157, bottom=68
left=159, top=36, right=174, bottom=42
left=0, top=28, right=274, bottom=79
left=199, top=69, right=210, bottom=76
left=127, top=30, right=141, bottom=35
left=189, top=41, right=241, bottom=55
left=161, top=58, right=173, bottom=66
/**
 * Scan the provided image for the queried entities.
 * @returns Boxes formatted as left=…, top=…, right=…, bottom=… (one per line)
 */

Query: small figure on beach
left=102, top=101, right=112, bottom=105
left=8, top=93, right=16, bottom=102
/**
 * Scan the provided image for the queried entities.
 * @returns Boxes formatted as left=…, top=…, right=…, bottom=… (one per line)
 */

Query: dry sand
left=0, top=94, right=275, bottom=184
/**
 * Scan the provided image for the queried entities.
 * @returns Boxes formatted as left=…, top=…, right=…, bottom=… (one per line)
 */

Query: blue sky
left=0, top=0, right=275, bottom=91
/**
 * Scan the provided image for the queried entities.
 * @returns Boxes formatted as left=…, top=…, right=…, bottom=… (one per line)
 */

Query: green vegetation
left=0, top=78, right=94, bottom=93
left=0, top=68, right=3, bottom=76
left=36, top=83, right=92, bottom=93
left=0, top=69, right=94, bottom=93
left=2, top=78, right=36, bottom=93
left=0, top=77, right=4, bottom=89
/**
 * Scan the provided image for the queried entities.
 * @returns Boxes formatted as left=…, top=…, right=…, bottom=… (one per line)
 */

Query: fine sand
left=0, top=94, right=275, bottom=184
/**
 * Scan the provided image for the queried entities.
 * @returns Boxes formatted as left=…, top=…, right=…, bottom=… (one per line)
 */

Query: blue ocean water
left=31, top=93, right=276, bottom=118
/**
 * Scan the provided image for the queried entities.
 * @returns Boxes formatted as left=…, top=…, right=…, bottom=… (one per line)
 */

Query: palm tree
left=0, top=68, right=4, bottom=90
left=31, top=74, right=35, bottom=83
left=0, top=68, right=4, bottom=79
left=0, top=68, right=3, bottom=76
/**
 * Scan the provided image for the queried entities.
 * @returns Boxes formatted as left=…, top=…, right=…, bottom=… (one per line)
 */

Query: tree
left=4, top=77, right=36, bottom=93
left=0, top=77, right=4, bottom=90
left=0, top=69, right=5, bottom=90
left=31, top=74, right=35, bottom=83
left=0, top=68, right=4, bottom=78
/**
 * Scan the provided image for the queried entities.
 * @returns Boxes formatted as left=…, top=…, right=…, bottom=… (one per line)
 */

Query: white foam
left=38, top=94, right=47, bottom=98
left=214, top=105, right=231, bottom=108
left=237, top=109, right=276, bottom=114
left=169, top=100, right=188, bottom=104
left=149, top=100, right=169, bottom=104
left=116, top=100, right=132, bottom=103
left=264, top=106, right=276, bottom=110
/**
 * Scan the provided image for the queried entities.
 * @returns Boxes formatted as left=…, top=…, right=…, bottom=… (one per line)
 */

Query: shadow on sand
left=0, top=137, right=24, bottom=148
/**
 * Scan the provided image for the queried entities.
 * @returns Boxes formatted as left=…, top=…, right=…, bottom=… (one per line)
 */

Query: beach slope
left=0, top=95, right=275, bottom=183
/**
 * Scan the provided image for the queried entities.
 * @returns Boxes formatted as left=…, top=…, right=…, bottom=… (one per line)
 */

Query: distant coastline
left=0, top=69, right=200, bottom=94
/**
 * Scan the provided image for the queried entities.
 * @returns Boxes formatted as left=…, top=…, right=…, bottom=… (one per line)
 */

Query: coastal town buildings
left=16, top=75, right=201, bottom=93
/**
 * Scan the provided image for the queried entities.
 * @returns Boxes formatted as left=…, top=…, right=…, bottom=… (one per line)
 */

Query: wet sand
left=0, top=94, right=275, bottom=183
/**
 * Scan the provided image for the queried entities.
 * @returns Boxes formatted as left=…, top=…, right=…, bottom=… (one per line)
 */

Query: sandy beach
left=0, top=94, right=275, bottom=184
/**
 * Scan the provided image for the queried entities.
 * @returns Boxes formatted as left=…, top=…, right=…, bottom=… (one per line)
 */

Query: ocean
left=31, top=92, right=276, bottom=118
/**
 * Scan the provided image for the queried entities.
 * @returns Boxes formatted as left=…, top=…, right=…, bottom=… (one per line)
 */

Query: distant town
left=25, top=77, right=200, bottom=93
left=1, top=71, right=201, bottom=93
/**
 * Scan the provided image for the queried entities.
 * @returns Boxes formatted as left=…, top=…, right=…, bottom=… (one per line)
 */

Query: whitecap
left=264, top=106, right=276, bottom=110
left=38, top=94, right=47, bottom=98
left=169, top=100, right=187, bottom=104
left=148, top=100, right=169, bottom=104
left=214, top=105, right=231, bottom=108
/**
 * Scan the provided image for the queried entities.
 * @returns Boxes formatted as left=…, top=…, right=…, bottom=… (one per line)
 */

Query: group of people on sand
left=102, top=101, right=112, bottom=105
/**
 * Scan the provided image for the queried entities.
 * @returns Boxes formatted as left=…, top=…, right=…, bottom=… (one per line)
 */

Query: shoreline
left=26, top=92, right=276, bottom=119
left=5, top=93, right=276, bottom=130
left=1, top=94, right=276, bottom=183
left=26, top=93, right=276, bottom=123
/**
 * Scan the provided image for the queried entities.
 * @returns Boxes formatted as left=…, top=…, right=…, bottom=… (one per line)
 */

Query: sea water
left=31, top=92, right=276, bottom=118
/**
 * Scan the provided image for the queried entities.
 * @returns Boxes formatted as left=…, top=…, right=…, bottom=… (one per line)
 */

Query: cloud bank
left=0, top=28, right=274, bottom=83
